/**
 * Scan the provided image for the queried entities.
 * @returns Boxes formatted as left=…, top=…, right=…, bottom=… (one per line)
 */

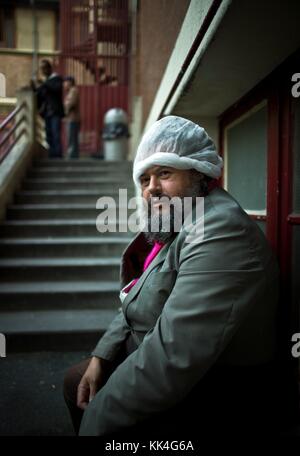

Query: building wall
left=1, top=54, right=34, bottom=98
left=134, top=0, right=190, bottom=127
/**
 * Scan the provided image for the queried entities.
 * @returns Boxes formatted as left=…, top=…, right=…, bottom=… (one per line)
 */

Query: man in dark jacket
left=32, top=59, right=64, bottom=158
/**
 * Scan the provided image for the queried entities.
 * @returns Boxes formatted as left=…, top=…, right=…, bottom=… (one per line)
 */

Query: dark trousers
left=45, top=115, right=62, bottom=158
left=67, top=121, right=80, bottom=158
left=63, top=344, right=129, bottom=436
left=63, top=351, right=283, bottom=438
left=63, top=357, right=196, bottom=438
left=63, top=357, right=91, bottom=435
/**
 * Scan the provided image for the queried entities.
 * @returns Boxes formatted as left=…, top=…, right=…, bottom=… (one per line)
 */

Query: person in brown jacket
left=63, top=76, right=80, bottom=159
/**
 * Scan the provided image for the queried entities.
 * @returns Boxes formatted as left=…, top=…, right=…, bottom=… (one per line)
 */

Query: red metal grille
left=60, top=0, right=130, bottom=155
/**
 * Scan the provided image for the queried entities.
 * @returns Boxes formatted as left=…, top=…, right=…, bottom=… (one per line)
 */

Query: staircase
left=0, top=159, right=135, bottom=351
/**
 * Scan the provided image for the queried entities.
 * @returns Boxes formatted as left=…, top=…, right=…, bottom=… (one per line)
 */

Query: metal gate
left=60, top=0, right=130, bottom=155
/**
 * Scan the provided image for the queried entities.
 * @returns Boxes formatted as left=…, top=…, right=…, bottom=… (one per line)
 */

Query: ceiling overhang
left=169, top=0, right=300, bottom=119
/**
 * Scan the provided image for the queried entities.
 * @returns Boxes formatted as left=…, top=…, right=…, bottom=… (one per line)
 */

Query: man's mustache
left=147, top=195, right=172, bottom=205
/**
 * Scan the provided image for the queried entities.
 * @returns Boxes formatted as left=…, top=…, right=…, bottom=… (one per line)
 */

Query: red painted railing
left=60, top=0, right=130, bottom=155
left=0, top=102, right=27, bottom=164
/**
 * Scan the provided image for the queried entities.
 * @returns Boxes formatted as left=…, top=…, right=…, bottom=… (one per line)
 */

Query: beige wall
left=132, top=0, right=190, bottom=127
left=0, top=54, right=33, bottom=97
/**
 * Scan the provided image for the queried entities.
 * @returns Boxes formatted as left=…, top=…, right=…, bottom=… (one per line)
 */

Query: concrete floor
left=0, top=351, right=89, bottom=436
left=1, top=351, right=300, bottom=438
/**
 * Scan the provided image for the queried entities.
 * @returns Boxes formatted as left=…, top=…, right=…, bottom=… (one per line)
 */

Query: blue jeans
left=67, top=121, right=80, bottom=158
left=45, top=115, right=63, bottom=158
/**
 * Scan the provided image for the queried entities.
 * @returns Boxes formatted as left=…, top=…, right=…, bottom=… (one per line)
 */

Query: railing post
left=15, top=87, right=37, bottom=146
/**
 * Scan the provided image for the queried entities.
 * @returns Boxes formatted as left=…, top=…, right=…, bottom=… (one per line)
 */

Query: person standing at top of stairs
left=63, top=76, right=81, bottom=160
left=30, top=59, right=65, bottom=159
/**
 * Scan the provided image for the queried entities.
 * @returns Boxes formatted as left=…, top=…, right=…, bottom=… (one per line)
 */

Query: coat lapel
left=119, top=232, right=150, bottom=288
left=122, top=241, right=170, bottom=308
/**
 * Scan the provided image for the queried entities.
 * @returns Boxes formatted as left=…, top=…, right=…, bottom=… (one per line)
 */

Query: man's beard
left=141, top=177, right=207, bottom=245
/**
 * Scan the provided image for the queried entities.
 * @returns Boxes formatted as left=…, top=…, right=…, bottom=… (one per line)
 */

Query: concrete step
left=28, top=168, right=133, bottom=179
left=15, top=189, right=135, bottom=204
left=2, top=309, right=118, bottom=351
left=1, top=309, right=118, bottom=334
left=0, top=258, right=120, bottom=281
left=0, top=280, right=120, bottom=310
left=0, top=237, right=131, bottom=257
left=6, top=204, right=137, bottom=220
left=28, top=173, right=133, bottom=184
left=33, top=159, right=133, bottom=168
left=24, top=176, right=133, bottom=184
left=0, top=220, right=135, bottom=238
left=22, top=179, right=135, bottom=191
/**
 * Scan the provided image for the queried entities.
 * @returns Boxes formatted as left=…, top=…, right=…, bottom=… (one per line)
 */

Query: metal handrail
left=0, top=102, right=28, bottom=165
left=0, top=115, right=27, bottom=149
left=0, top=128, right=27, bottom=164
left=0, top=103, right=25, bottom=130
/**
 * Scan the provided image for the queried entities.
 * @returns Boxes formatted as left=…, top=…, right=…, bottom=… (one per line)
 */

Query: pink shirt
left=122, top=241, right=165, bottom=294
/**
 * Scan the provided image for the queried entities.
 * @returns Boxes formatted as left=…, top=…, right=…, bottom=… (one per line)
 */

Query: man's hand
left=30, top=78, right=43, bottom=91
left=30, top=79, right=36, bottom=91
left=77, top=356, right=106, bottom=410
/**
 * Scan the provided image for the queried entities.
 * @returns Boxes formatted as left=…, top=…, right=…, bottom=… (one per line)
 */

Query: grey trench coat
left=79, top=187, right=280, bottom=436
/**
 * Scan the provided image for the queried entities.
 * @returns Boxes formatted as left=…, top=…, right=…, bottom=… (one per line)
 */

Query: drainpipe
left=30, top=0, right=39, bottom=80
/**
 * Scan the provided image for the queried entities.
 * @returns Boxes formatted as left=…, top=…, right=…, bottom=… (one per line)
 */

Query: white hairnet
left=133, top=115, right=223, bottom=187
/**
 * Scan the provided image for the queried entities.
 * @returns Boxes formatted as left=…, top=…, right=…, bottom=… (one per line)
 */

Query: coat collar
left=120, top=232, right=171, bottom=307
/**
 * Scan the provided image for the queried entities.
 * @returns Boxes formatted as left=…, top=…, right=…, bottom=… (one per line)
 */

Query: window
left=15, top=8, right=56, bottom=52
left=0, top=10, right=4, bottom=45
left=0, top=8, right=15, bottom=48
left=224, top=102, right=267, bottom=230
